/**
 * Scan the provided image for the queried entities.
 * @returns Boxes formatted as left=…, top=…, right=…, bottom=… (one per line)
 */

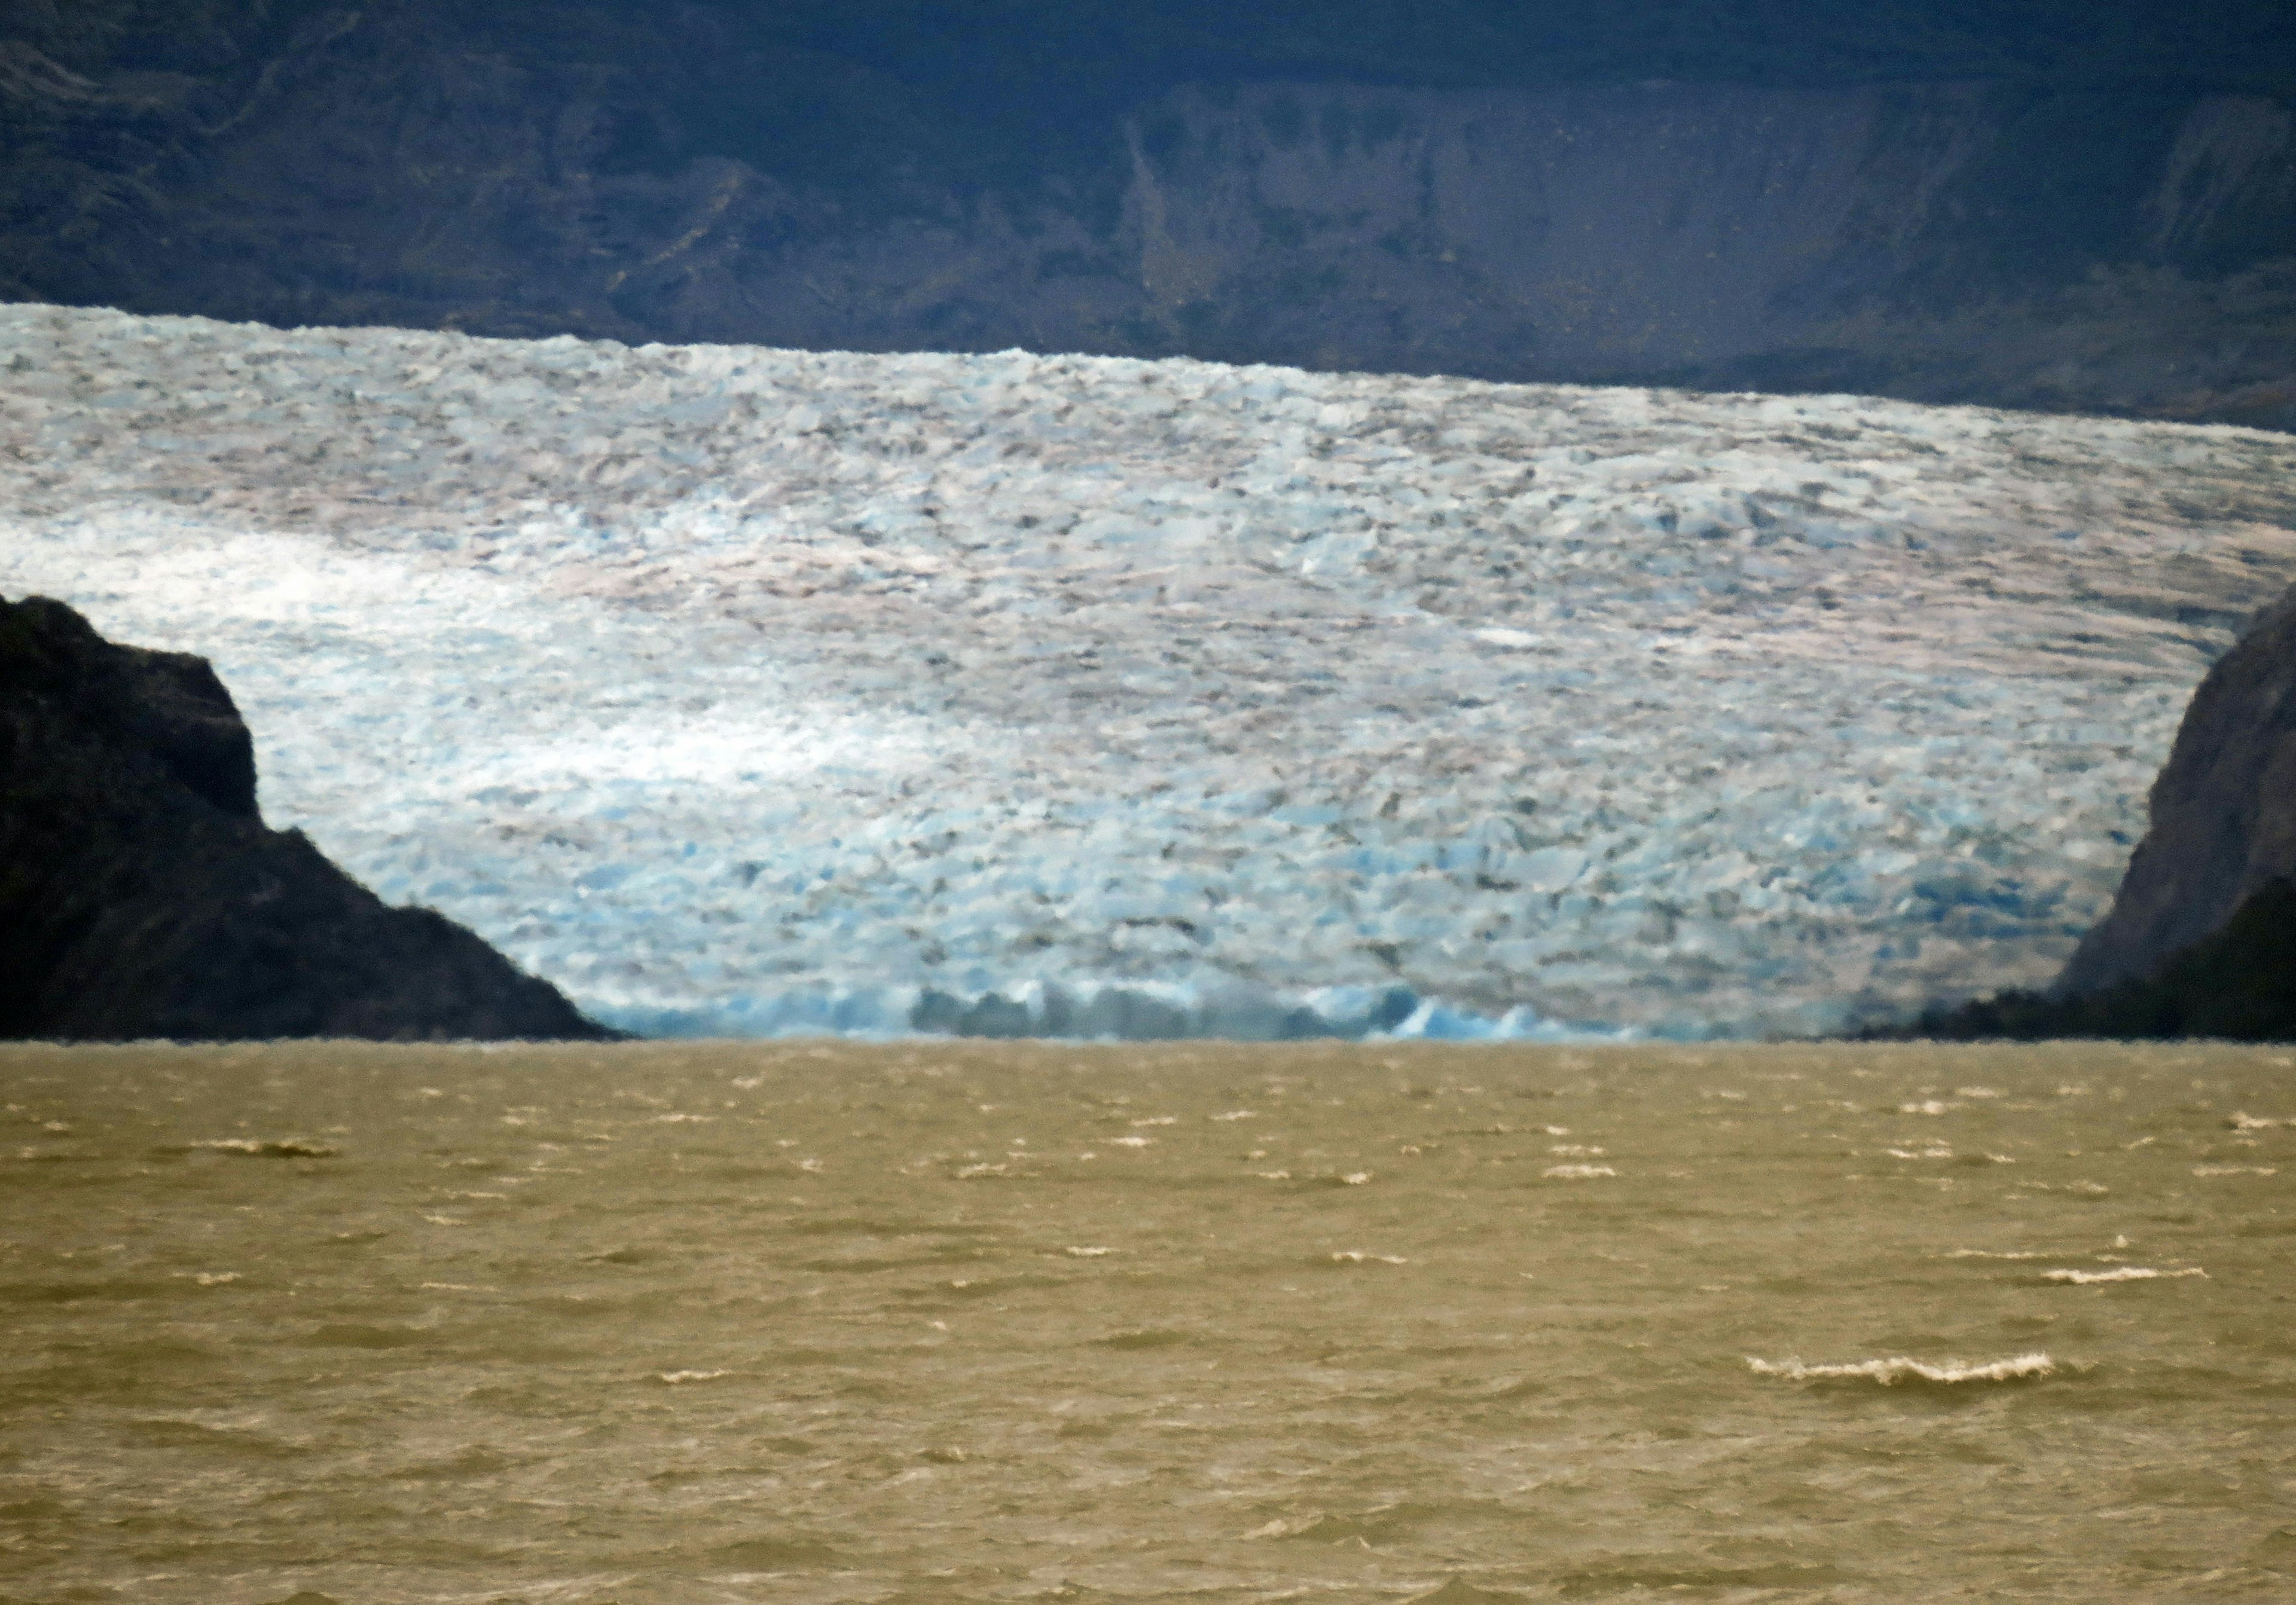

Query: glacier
left=4, top=303, right=2295, bottom=1039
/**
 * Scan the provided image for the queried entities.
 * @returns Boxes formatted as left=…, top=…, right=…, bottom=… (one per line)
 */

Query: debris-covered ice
left=6, top=304, right=2295, bottom=1038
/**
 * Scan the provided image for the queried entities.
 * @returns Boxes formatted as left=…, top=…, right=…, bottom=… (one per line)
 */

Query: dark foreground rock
left=2059, top=586, right=2296, bottom=999
left=1871, top=585, right=2296, bottom=1041
left=1872, top=879, right=2296, bottom=1043
left=0, top=595, right=616, bottom=1041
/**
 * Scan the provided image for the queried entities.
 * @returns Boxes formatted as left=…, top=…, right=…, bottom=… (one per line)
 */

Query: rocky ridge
left=0, top=594, right=613, bottom=1041
left=1879, top=582, right=2296, bottom=1040
left=1, top=2, right=2292, bottom=427
left=2060, top=584, right=2296, bottom=998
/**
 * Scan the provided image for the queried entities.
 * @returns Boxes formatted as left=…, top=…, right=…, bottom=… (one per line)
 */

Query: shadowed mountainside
left=1, top=1, right=2292, bottom=426
left=0, top=594, right=615, bottom=1041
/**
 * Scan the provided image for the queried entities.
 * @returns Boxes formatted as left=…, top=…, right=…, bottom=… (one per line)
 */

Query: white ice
left=6, top=304, right=2296, bottom=1038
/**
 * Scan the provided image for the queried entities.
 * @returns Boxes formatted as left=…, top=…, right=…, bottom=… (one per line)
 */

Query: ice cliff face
left=2, top=0, right=2292, bottom=427
left=6, top=305, right=2296, bottom=1038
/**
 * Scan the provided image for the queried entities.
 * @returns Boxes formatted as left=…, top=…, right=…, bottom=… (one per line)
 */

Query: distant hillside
left=1, top=1, right=2292, bottom=425
left=0, top=594, right=615, bottom=1042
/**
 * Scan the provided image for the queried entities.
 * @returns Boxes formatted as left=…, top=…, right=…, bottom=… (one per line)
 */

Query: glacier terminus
left=6, top=304, right=2295, bottom=1040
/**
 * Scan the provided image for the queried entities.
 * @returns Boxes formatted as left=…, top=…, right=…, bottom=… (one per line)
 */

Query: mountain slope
left=0, top=593, right=615, bottom=1041
left=2058, top=584, right=2296, bottom=997
left=1880, top=878, right=2296, bottom=1043
left=1864, top=580, right=2296, bottom=1040
left=0, top=1, right=2291, bottom=426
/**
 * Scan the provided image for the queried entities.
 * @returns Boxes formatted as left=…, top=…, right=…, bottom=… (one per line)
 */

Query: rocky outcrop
left=1876, top=879, right=2296, bottom=1043
left=1870, top=585, right=2296, bottom=1040
left=2057, top=586, right=2296, bottom=997
left=0, top=595, right=615, bottom=1041
left=1, top=2, right=2292, bottom=427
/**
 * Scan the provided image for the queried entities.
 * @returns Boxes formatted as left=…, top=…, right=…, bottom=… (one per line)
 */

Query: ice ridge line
left=582, top=979, right=1646, bottom=1044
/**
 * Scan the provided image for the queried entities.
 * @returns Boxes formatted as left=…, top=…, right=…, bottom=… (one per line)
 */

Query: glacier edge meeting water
left=7, top=304, right=2296, bottom=1038
left=596, top=976, right=1630, bottom=1046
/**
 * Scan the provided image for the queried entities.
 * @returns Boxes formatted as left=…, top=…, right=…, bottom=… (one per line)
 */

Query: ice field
left=6, top=303, right=2296, bottom=1038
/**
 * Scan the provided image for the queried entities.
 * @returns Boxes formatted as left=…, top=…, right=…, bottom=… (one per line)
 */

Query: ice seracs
left=6, top=304, right=2295, bottom=1038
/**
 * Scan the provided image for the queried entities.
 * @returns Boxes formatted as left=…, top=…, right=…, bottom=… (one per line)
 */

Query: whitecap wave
left=1747, top=1352, right=2056, bottom=1384
left=176, top=1138, right=341, bottom=1158
left=2042, top=1266, right=2205, bottom=1284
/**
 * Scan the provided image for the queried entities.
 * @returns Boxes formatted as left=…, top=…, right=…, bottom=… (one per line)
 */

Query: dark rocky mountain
left=1877, top=583, right=2296, bottom=1041
left=2059, top=585, right=2296, bottom=997
left=1882, top=877, right=2296, bottom=1043
left=1, top=1, right=2292, bottom=426
left=0, top=594, right=615, bottom=1041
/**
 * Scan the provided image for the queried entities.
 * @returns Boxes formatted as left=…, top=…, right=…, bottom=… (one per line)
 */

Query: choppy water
left=3, top=1041, right=2292, bottom=1603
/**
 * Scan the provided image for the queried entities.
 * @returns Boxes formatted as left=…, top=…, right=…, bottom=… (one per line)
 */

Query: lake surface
left=3, top=1040, right=2292, bottom=1602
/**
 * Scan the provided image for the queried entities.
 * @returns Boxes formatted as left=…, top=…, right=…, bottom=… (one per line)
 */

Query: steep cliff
left=2057, top=586, right=2296, bottom=998
left=1, top=1, right=2292, bottom=426
left=1871, top=583, right=2296, bottom=1040
left=0, top=594, right=615, bottom=1041
left=1874, top=879, right=2296, bottom=1043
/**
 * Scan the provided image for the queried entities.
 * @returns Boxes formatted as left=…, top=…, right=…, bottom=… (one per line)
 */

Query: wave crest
left=1747, top=1352, right=2056, bottom=1385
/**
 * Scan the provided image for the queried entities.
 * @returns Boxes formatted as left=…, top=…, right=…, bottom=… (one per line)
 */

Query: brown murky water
left=2, top=1040, right=2292, bottom=1603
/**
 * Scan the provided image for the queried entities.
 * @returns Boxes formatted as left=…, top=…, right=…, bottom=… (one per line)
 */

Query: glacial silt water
left=2, top=1040, right=2291, bottom=1601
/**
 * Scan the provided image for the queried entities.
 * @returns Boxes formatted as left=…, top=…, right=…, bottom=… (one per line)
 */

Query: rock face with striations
left=2057, top=584, right=2296, bottom=999
left=0, top=595, right=615, bottom=1041
left=2, top=2, right=2292, bottom=428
